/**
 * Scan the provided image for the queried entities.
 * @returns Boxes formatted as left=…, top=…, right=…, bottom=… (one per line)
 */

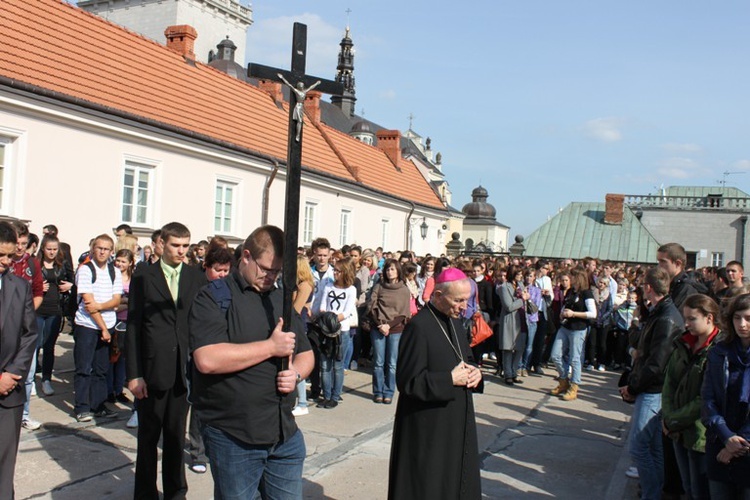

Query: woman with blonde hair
left=291, top=254, right=315, bottom=416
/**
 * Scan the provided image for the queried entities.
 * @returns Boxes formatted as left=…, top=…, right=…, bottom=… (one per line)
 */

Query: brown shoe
left=561, top=383, right=579, bottom=401
left=550, top=379, right=570, bottom=396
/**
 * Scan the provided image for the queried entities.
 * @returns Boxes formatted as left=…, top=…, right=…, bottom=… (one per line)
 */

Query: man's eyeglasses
left=253, top=259, right=281, bottom=277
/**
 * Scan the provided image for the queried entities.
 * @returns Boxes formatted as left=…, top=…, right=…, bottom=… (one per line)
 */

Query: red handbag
left=470, top=312, right=493, bottom=347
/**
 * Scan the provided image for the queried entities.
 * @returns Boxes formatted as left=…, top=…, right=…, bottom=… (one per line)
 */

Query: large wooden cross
left=248, top=23, right=343, bottom=370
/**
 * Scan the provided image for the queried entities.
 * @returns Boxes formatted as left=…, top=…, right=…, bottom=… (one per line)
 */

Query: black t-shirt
left=37, top=262, right=73, bottom=317
left=189, top=271, right=311, bottom=446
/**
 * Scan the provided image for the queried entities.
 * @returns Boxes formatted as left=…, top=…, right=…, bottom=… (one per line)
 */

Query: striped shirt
left=75, top=262, right=122, bottom=330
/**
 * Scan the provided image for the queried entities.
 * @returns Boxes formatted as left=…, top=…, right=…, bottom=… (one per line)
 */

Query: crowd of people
left=3, top=218, right=750, bottom=499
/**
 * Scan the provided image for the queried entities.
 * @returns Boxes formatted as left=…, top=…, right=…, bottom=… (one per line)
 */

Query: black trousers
left=134, top=382, right=189, bottom=500
left=0, top=405, right=23, bottom=500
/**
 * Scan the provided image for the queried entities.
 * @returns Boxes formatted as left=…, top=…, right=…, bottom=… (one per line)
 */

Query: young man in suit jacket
left=126, top=222, right=207, bottom=500
left=0, top=221, right=37, bottom=498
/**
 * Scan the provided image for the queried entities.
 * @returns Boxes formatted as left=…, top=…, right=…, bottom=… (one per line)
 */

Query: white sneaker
left=42, top=380, right=55, bottom=396
left=126, top=411, right=139, bottom=428
left=625, top=466, right=639, bottom=479
left=292, top=406, right=309, bottom=416
left=30, top=383, right=37, bottom=397
left=597, top=365, right=606, bottom=372
left=585, top=364, right=594, bottom=371
left=22, top=418, right=42, bottom=431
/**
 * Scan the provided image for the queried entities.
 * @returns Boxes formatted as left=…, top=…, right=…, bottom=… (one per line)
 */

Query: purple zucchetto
left=434, top=268, right=468, bottom=284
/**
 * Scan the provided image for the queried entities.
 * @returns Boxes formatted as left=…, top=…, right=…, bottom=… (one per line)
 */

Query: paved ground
left=14, top=334, right=640, bottom=499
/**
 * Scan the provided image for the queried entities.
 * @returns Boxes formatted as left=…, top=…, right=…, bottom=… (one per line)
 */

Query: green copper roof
left=524, top=202, right=659, bottom=263
left=659, top=186, right=750, bottom=198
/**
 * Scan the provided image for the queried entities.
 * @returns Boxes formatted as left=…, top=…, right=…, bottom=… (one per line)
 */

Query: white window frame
left=121, top=158, right=156, bottom=228
left=303, top=200, right=319, bottom=245
left=214, top=179, right=239, bottom=235
left=381, top=218, right=390, bottom=250
left=712, top=252, right=724, bottom=267
left=339, top=207, right=352, bottom=247
left=0, top=126, right=26, bottom=216
left=0, top=137, right=11, bottom=214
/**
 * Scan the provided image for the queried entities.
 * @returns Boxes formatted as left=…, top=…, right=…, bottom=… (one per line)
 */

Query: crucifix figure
left=248, top=23, right=343, bottom=371
left=277, top=74, right=321, bottom=142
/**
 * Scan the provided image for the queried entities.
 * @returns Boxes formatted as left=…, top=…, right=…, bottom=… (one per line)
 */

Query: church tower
left=77, top=0, right=252, bottom=65
left=330, top=26, right=357, bottom=118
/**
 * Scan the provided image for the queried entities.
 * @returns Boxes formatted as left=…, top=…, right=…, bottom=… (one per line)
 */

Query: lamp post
left=420, top=218, right=428, bottom=239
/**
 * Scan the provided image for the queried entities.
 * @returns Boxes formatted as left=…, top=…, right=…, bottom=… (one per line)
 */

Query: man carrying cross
left=188, top=225, right=313, bottom=498
left=187, top=23, right=342, bottom=499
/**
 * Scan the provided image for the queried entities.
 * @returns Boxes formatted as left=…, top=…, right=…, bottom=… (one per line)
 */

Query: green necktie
left=167, top=267, right=179, bottom=303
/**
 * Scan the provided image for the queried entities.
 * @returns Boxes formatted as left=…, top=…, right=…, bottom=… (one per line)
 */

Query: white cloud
left=656, top=157, right=711, bottom=179
left=661, top=143, right=703, bottom=154
left=582, top=117, right=624, bottom=143
left=378, top=89, right=397, bottom=100
left=733, top=159, right=750, bottom=170
left=247, top=14, right=343, bottom=77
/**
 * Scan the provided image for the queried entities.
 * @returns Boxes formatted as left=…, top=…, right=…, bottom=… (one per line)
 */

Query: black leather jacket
left=629, top=296, right=685, bottom=395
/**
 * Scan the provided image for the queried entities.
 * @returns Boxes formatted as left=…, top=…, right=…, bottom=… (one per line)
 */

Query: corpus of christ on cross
left=248, top=23, right=344, bottom=371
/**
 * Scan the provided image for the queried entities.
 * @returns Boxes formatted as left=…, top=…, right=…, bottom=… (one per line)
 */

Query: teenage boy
left=73, top=234, right=122, bottom=422
left=126, top=222, right=206, bottom=499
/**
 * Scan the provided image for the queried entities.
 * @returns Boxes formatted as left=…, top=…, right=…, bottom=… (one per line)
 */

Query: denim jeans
left=629, top=392, right=663, bottom=500
left=709, top=480, right=750, bottom=500
left=521, top=321, right=538, bottom=370
left=371, top=331, right=401, bottom=399
left=295, top=379, right=307, bottom=408
left=550, top=326, right=586, bottom=384
left=320, top=331, right=350, bottom=401
left=22, top=342, right=38, bottom=420
left=342, top=329, right=357, bottom=369
left=73, top=325, right=111, bottom=414
left=672, top=441, right=709, bottom=500
left=36, top=315, right=62, bottom=381
left=203, top=426, right=306, bottom=500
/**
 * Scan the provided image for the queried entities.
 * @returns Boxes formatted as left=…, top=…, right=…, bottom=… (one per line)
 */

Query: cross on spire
left=408, top=113, right=415, bottom=130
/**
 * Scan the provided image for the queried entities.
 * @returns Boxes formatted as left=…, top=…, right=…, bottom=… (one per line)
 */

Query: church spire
left=331, top=25, right=357, bottom=117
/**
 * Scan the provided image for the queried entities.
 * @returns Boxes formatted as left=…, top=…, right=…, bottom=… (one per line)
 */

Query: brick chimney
left=164, top=25, right=198, bottom=62
left=258, top=80, right=283, bottom=103
left=304, top=91, right=322, bottom=124
left=376, top=129, right=402, bottom=170
left=604, top=193, right=625, bottom=225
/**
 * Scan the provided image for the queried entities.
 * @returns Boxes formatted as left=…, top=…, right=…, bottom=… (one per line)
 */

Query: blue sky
left=244, top=1, right=750, bottom=237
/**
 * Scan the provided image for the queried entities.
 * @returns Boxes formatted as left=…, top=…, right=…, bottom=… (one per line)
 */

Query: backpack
left=208, top=278, right=233, bottom=314
left=85, top=261, right=116, bottom=284
left=75, top=261, right=117, bottom=310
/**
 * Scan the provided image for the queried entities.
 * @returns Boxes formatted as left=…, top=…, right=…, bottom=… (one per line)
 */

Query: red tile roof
left=0, top=0, right=445, bottom=209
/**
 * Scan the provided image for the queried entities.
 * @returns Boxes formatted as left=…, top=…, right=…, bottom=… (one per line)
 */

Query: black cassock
left=388, top=303, right=482, bottom=500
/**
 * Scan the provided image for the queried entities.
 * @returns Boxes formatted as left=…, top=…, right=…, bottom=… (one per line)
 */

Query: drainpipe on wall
left=262, top=161, right=280, bottom=226
left=404, top=202, right=416, bottom=251
left=740, top=215, right=748, bottom=264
